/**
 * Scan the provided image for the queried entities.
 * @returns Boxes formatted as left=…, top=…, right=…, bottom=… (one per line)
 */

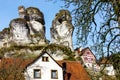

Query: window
left=106, top=64, right=110, bottom=67
left=84, top=57, right=88, bottom=60
left=91, top=58, right=93, bottom=61
left=42, top=56, right=49, bottom=62
left=34, top=69, right=41, bottom=78
left=51, top=70, right=58, bottom=79
left=87, top=52, right=90, bottom=54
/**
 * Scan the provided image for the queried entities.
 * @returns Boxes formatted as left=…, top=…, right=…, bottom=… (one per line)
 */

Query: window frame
left=51, top=70, right=58, bottom=79
left=42, top=56, right=49, bottom=62
left=33, top=69, right=41, bottom=79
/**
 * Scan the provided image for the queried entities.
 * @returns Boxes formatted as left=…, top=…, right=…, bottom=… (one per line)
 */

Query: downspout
left=62, top=62, right=66, bottom=80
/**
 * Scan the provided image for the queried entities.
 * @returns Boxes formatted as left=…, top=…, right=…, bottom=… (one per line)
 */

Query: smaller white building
left=24, top=52, right=63, bottom=80
left=105, top=64, right=115, bottom=76
left=100, top=64, right=115, bottom=76
left=99, top=57, right=115, bottom=76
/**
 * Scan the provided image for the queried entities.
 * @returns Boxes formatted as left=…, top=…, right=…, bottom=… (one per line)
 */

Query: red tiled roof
left=57, top=60, right=91, bottom=80
left=0, top=58, right=33, bottom=80
left=0, top=58, right=33, bottom=69
left=0, top=58, right=91, bottom=80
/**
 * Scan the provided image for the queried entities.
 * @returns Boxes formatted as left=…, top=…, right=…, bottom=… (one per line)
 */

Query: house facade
left=24, top=52, right=63, bottom=80
left=99, top=57, right=115, bottom=76
left=104, top=64, right=115, bottom=76
left=75, top=47, right=96, bottom=68
left=81, top=47, right=96, bottom=68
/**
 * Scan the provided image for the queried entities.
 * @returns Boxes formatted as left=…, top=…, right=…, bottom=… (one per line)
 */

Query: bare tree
left=53, top=0, right=120, bottom=79
left=60, top=0, right=120, bottom=57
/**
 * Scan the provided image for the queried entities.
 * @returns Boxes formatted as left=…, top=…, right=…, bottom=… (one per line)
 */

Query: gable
left=82, top=48, right=96, bottom=59
left=24, top=52, right=63, bottom=80
left=80, top=48, right=96, bottom=64
left=26, top=52, right=62, bottom=69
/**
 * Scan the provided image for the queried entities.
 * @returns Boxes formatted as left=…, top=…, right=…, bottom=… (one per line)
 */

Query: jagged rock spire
left=50, top=9, right=74, bottom=51
left=26, top=7, right=46, bottom=44
left=26, top=7, right=45, bottom=25
left=18, top=6, right=26, bottom=19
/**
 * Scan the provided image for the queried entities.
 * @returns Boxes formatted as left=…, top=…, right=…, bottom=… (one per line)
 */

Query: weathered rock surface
left=0, top=6, right=47, bottom=48
left=19, top=6, right=47, bottom=45
left=10, top=18, right=30, bottom=44
left=26, top=7, right=45, bottom=25
left=18, top=6, right=26, bottom=19
left=0, top=6, right=74, bottom=59
left=28, top=21, right=46, bottom=44
left=0, top=28, right=10, bottom=47
left=50, top=10, right=74, bottom=51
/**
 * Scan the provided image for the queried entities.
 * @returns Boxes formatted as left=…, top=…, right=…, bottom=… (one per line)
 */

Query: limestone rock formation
left=9, top=18, right=30, bottom=44
left=0, top=6, right=47, bottom=48
left=50, top=10, right=74, bottom=51
left=18, top=6, right=26, bottom=19
left=0, top=6, right=74, bottom=59
left=0, top=28, right=10, bottom=47
left=16, top=6, right=47, bottom=45
left=26, top=7, right=46, bottom=44
left=26, top=7, right=45, bottom=25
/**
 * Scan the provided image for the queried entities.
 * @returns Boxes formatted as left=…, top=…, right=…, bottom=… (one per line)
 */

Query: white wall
left=24, top=53, right=63, bottom=80
left=105, top=65, right=115, bottom=76
left=81, top=56, right=94, bottom=68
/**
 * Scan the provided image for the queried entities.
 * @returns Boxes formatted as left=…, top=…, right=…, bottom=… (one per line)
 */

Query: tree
left=0, top=58, right=31, bottom=80
left=60, top=0, right=120, bottom=57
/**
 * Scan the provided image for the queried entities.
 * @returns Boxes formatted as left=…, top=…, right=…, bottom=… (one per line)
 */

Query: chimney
left=79, top=47, right=82, bottom=51
left=62, top=62, right=66, bottom=80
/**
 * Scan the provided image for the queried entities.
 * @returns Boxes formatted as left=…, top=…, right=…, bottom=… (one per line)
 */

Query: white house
left=99, top=57, right=115, bottom=76
left=24, top=52, right=63, bottom=80
left=105, top=64, right=115, bottom=76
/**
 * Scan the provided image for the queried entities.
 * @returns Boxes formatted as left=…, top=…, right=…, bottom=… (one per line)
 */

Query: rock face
left=50, top=10, right=74, bottom=51
left=0, top=28, right=10, bottom=47
left=26, top=7, right=46, bottom=44
left=18, top=6, right=26, bottom=19
left=26, top=7, right=45, bottom=25
left=0, top=6, right=74, bottom=59
left=0, top=6, right=47, bottom=47
left=9, top=6, right=47, bottom=45
left=10, top=18, right=30, bottom=44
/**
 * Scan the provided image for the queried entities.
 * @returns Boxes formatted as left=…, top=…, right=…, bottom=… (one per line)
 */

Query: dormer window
left=42, top=56, right=49, bottom=62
